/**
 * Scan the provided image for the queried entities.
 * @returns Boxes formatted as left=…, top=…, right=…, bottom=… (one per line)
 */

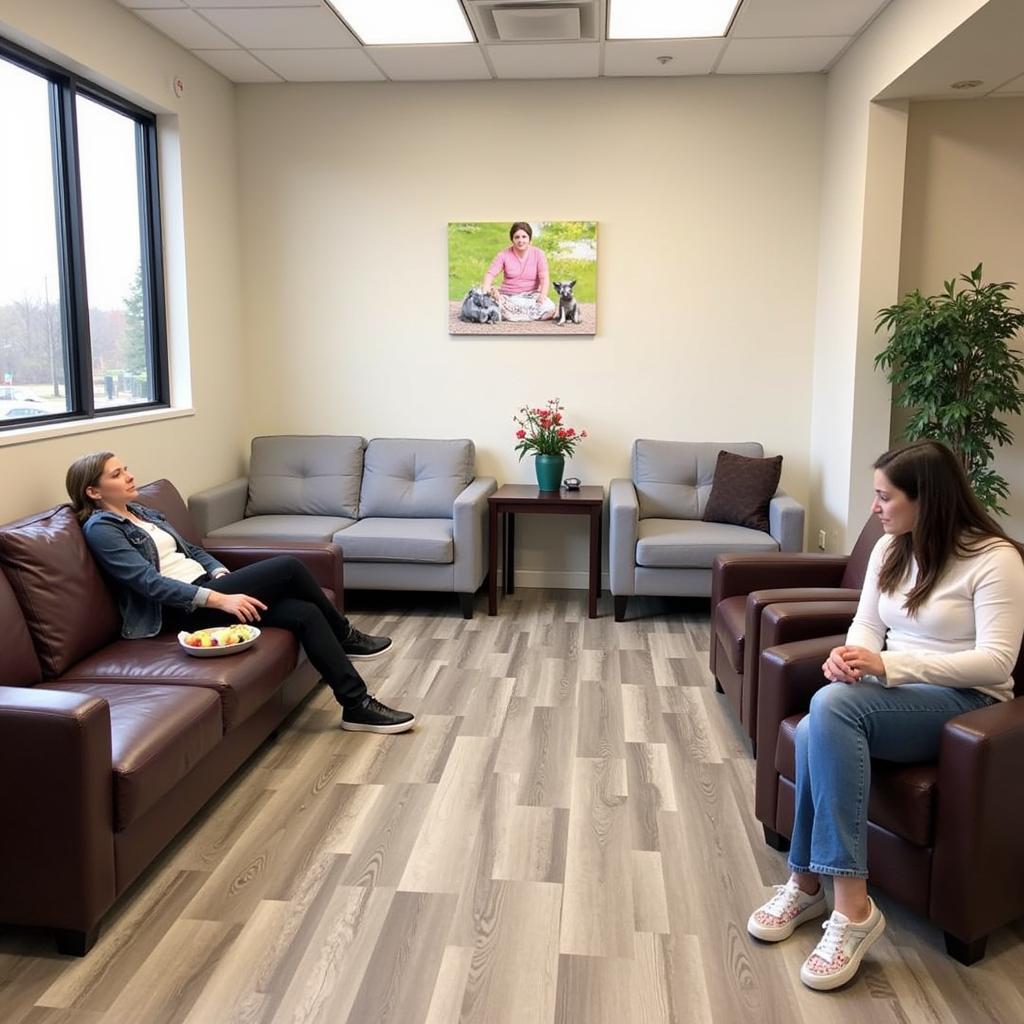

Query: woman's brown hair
left=66, top=451, right=115, bottom=523
left=509, top=221, right=533, bottom=241
left=874, top=440, right=1023, bottom=614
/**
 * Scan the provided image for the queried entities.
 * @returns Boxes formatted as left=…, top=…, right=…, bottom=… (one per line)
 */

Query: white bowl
left=178, top=625, right=260, bottom=657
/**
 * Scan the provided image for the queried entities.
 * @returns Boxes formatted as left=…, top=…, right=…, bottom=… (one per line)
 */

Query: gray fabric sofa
left=609, top=440, right=804, bottom=621
left=189, top=436, right=496, bottom=617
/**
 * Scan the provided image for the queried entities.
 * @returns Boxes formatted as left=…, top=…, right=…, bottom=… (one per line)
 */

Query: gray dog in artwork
left=460, top=287, right=501, bottom=324
left=553, top=280, right=582, bottom=325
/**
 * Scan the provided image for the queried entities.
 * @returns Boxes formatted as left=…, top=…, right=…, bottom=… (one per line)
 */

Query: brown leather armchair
left=710, top=516, right=883, bottom=754
left=755, top=634, right=1024, bottom=965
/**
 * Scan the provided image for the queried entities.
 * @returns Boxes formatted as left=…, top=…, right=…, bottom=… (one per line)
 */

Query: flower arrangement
left=513, top=398, right=588, bottom=460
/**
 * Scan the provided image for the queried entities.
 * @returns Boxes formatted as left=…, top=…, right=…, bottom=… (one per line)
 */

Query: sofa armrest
left=931, top=698, right=1024, bottom=942
left=201, top=540, right=344, bottom=611
left=769, top=493, right=804, bottom=552
left=453, top=477, right=497, bottom=593
left=711, top=554, right=849, bottom=610
left=754, top=635, right=843, bottom=829
left=609, top=478, right=639, bottom=596
left=188, top=478, right=248, bottom=536
left=0, top=686, right=116, bottom=935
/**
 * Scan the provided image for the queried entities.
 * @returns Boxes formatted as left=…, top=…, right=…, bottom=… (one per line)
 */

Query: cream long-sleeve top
left=846, top=532, right=1024, bottom=702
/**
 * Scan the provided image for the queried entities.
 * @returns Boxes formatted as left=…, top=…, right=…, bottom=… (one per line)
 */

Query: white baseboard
left=496, top=569, right=611, bottom=591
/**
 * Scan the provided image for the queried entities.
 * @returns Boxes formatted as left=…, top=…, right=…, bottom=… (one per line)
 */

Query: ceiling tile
left=368, top=45, right=491, bottom=81
left=194, top=49, right=283, bottom=81
left=118, top=0, right=186, bottom=8
left=486, top=42, right=600, bottom=79
left=202, top=7, right=358, bottom=48
left=187, top=0, right=319, bottom=6
left=252, top=48, right=385, bottom=81
left=717, top=36, right=848, bottom=74
left=135, top=8, right=237, bottom=48
left=732, top=0, right=889, bottom=39
left=604, top=39, right=724, bottom=77
left=993, top=73, right=1024, bottom=95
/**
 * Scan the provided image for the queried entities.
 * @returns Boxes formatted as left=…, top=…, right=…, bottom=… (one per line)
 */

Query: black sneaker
left=341, top=696, right=415, bottom=734
left=343, top=627, right=393, bottom=660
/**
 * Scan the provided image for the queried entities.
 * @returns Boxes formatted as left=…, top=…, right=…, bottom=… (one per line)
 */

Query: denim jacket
left=82, top=503, right=226, bottom=639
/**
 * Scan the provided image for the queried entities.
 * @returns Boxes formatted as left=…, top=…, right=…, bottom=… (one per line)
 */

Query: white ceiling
left=114, top=0, right=896, bottom=84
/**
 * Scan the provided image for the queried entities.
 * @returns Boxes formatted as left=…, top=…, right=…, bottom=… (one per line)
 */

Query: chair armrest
left=609, top=478, right=639, bottom=596
left=0, top=686, right=115, bottom=934
left=453, top=477, right=497, bottom=593
left=202, top=540, right=344, bottom=611
left=769, top=493, right=804, bottom=552
left=711, top=554, right=849, bottom=608
left=188, top=478, right=248, bottom=536
left=932, top=698, right=1024, bottom=942
left=759, top=599, right=860, bottom=648
left=754, top=635, right=843, bottom=828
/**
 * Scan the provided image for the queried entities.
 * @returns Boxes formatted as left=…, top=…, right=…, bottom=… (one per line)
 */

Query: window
left=0, top=38, right=167, bottom=429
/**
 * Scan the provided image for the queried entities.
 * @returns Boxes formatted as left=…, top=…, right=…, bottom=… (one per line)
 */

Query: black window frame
left=0, top=36, right=169, bottom=430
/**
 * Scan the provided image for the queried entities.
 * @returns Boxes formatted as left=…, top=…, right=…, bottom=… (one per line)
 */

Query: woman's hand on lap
left=839, top=646, right=885, bottom=680
left=209, top=591, right=266, bottom=622
left=822, top=646, right=859, bottom=684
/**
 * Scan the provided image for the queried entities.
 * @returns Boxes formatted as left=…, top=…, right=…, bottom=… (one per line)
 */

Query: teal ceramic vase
left=535, top=454, right=565, bottom=493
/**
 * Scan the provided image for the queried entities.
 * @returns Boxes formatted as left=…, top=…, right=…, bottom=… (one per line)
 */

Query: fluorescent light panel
left=608, top=0, right=741, bottom=40
left=326, top=0, right=474, bottom=45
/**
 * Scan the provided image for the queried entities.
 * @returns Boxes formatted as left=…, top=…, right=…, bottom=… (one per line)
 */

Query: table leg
left=589, top=506, right=601, bottom=619
left=505, top=512, right=516, bottom=595
left=488, top=503, right=499, bottom=615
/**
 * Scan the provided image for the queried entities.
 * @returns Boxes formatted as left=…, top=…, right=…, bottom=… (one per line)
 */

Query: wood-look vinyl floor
left=3, top=589, right=1024, bottom=1024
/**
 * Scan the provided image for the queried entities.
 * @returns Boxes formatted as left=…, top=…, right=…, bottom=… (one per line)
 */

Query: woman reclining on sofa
left=67, top=451, right=415, bottom=735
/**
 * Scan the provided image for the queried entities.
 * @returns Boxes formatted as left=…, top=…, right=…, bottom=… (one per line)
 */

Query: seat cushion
left=335, top=518, right=454, bottom=564
left=246, top=435, right=365, bottom=519
left=56, top=629, right=300, bottom=732
left=776, top=715, right=937, bottom=847
left=37, top=681, right=222, bottom=831
left=206, top=514, right=356, bottom=543
left=714, top=595, right=747, bottom=671
left=636, top=519, right=778, bottom=569
left=359, top=438, right=473, bottom=518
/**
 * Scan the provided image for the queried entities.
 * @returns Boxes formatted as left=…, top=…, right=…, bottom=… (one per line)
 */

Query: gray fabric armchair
left=609, top=440, right=804, bottom=621
left=189, top=435, right=496, bottom=618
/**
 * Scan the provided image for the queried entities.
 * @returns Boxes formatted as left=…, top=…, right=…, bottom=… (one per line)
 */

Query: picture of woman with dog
left=448, top=220, right=597, bottom=336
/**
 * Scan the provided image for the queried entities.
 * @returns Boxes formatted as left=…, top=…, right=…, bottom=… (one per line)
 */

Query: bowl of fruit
left=178, top=625, right=260, bottom=657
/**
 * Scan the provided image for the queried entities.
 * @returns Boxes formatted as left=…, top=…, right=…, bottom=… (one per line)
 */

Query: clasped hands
left=823, top=645, right=885, bottom=684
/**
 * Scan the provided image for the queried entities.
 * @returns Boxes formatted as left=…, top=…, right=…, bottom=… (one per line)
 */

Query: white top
left=138, top=521, right=207, bottom=585
left=847, top=533, right=1024, bottom=702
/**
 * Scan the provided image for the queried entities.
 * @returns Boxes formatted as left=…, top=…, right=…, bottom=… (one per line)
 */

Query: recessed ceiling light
left=950, top=79, right=983, bottom=90
left=326, top=0, right=474, bottom=45
left=608, top=0, right=741, bottom=39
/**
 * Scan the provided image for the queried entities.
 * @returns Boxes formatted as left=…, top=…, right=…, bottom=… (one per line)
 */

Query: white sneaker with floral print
left=747, top=879, right=827, bottom=942
left=800, top=897, right=886, bottom=991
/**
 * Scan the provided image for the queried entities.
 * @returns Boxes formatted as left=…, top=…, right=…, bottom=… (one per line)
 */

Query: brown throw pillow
left=702, top=451, right=782, bottom=533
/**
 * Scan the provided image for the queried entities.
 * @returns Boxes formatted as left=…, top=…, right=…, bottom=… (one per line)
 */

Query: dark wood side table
left=488, top=484, right=604, bottom=618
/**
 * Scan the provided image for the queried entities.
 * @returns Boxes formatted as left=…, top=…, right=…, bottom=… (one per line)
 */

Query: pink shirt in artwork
left=487, top=245, right=549, bottom=295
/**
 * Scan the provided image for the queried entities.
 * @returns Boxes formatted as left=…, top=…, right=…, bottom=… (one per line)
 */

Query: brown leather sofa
left=710, top=516, right=883, bottom=754
left=755, top=633, right=1024, bottom=965
left=0, top=480, right=343, bottom=956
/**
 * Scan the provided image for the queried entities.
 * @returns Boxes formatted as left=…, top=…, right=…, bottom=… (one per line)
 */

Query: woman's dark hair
left=66, top=451, right=115, bottom=523
left=509, top=221, right=533, bottom=241
left=874, top=439, right=1022, bottom=613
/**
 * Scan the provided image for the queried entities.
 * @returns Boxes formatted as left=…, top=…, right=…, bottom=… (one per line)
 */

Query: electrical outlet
left=817, top=529, right=827, bottom=550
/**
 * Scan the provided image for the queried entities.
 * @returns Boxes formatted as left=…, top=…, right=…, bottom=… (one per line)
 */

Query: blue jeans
left=788, top=680, right=995, bottom=878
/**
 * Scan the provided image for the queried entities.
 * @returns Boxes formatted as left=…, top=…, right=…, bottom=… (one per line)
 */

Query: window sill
left=0, top=405, right=195, bottom=448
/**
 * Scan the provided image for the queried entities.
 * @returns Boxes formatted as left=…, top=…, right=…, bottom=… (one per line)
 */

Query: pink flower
left=580, top=430, right=588, bottom=438
left=515, top=429, right=526, bottom=439
left=566, top=427, right=575, bottom=437
left=557, top=428, right=567, bottom=439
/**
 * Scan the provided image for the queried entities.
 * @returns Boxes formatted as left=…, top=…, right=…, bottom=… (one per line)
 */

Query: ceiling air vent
left=466, top=0, right=600, bottom=43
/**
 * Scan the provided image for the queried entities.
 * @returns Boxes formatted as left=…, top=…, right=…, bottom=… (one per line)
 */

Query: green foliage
left=122, top=264, right=147, bottom=375
left=447, top=221, right=597, bottom=302
left=875, top=264, right=1024, bottom=514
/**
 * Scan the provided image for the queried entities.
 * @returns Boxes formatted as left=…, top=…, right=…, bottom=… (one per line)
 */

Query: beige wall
left=236, top=75, right=825, bottom=584
left=0, top=0, right=245, bottom=522
left=896, top=97, right=1024, bottom=537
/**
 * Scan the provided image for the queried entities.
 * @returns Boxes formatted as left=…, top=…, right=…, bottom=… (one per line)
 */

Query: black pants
left=166, top=555, right=367, bottom=709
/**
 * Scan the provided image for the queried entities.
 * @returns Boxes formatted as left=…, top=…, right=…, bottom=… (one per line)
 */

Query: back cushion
left=0, top=569, right=43, bottom=685
left=0, top=506, right=120, bottom=679
left=136, top=479, right=200, bottom=544
left=632, top=440, right=764, bottom=520
left=246, top=435, right=365, bottom=519
left=359, top=439, right=474, bottom=519
left=841, top=515, right=886, bottom=588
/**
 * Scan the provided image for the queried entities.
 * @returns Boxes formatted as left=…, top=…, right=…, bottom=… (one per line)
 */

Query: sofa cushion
left=335, top=518, right=454, bottom=564
left=58, top=629, right=299, bottom=732
left=37, top=681, right=222, bottom=831
left=702, top=450, right=782, bottom=533
left=207, top=514, right=356, bottom=543
left=635, top=519, right=778, bottom=569
left=0, top=505, right=121, bottom=679
left=246, top=435, right=365, bottom=519
left=359, top=438, right=473, bottom=519
left=714, top=595, right=747, bottom=671
left=0, top=570, right=42, bottom=685
left=777, top=714, right=937, bottom=847
left=632, top=440, right=764, bottom=521
left=136, top=479, right=202, bottom=544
